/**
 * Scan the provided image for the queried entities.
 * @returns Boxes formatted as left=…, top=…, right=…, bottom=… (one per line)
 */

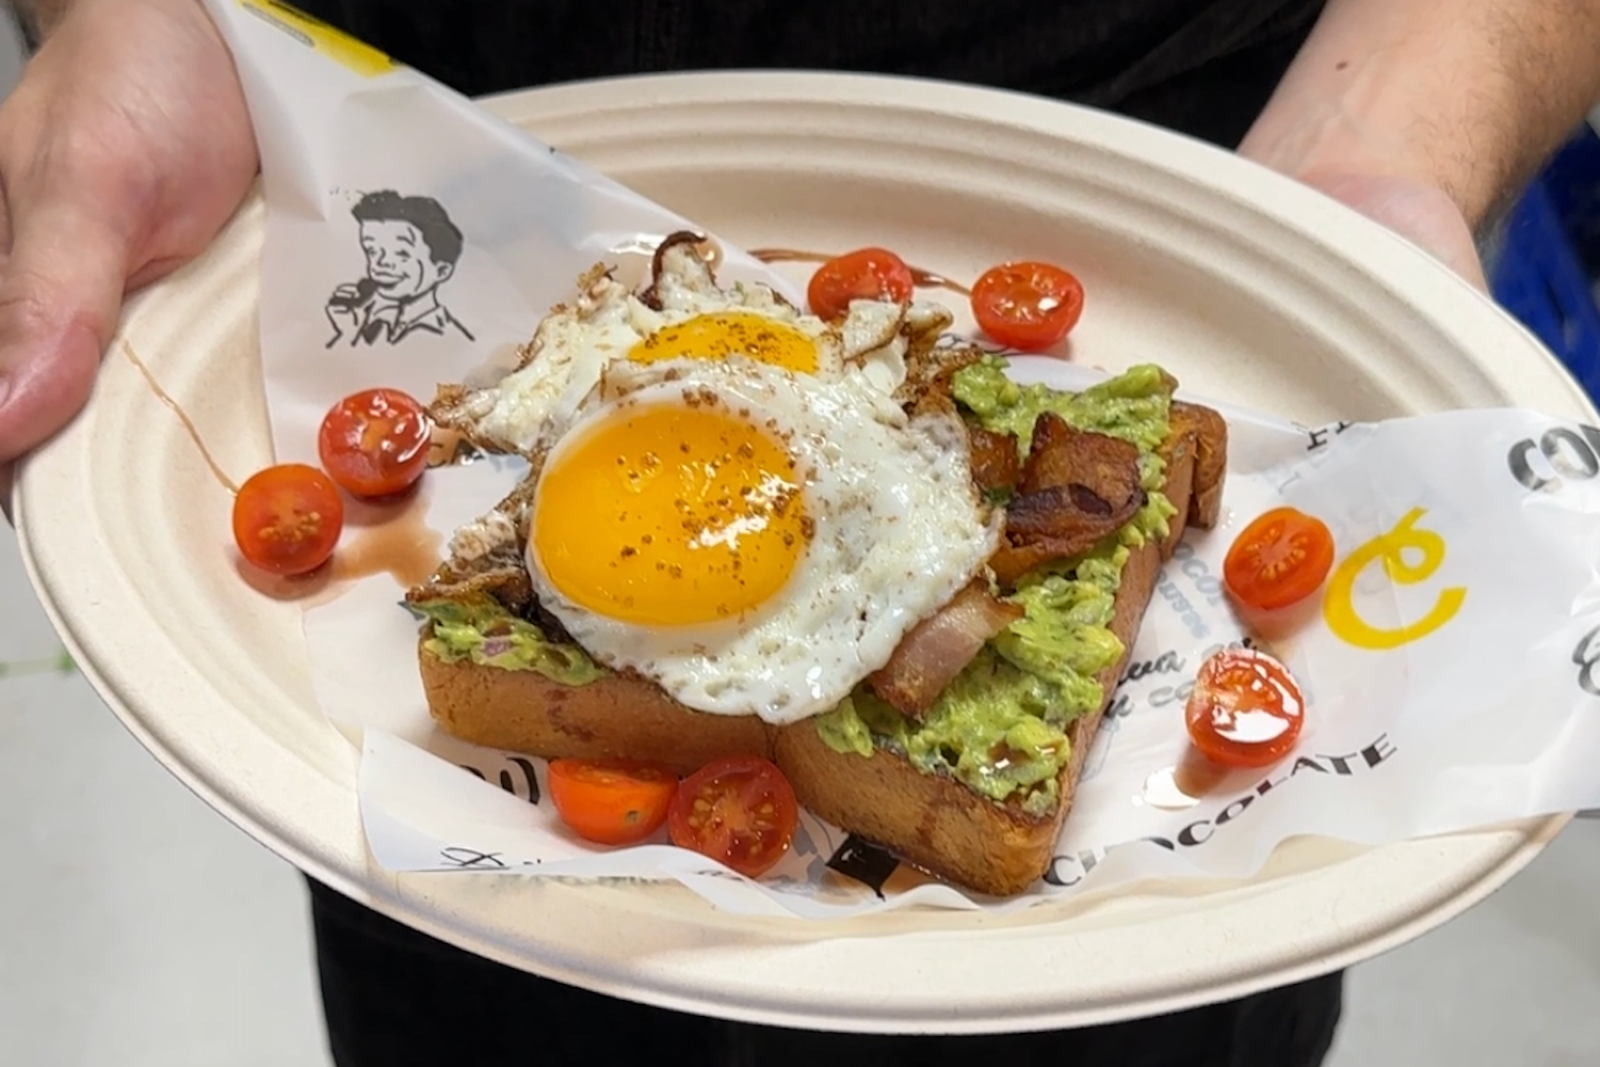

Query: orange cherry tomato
left=667, top=755, right=799, bottom=878
left=317, top=387, right=433, bottom=498
left=807, top=247, right=915, bottom=320
left=546, top=758, right=679, bottom=846
left=1185, top=647, right=1306, bottom=769
left=231, top=463, right=344, bottom=577
left=970, top=260, right=1084, bottom=351
left=1223, top=506, right=1336, bottom=612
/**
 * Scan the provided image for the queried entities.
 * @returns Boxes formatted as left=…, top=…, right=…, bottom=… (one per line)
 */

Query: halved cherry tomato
left=807, top=247, right=915, bottom=320
left=317, top=387, right=433, bottom=498
left=667, top=754, right=798, bottom=878
left=1223, top=506, right=1336, bottom=612
left=1185, top=647, right=1305, bottom=768
left=231, top=463, right=344, bottom=576
left=547, top=758, right=679, bottom=846
left=970, top=260, right=1084, bottom=351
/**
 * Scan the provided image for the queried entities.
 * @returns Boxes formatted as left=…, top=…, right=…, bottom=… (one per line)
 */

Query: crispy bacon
left=967, top=424, right=1022, bottom=495
left=990, top=413, right=1145, bottom=586
left=869, top=579, right=1024, bottom=717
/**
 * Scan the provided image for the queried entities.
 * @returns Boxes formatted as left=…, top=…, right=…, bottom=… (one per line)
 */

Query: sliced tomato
left=317, top=387, right=433, bottom=498
left=547, top=758, right=679, bottom=846
left=231, top=463, right=344, bottom=576
left=1223, top=506, right=1336, bottom=612
left=807, top=247, right=915, bottom=320
left=970, top=260, right=1084, bottom=351
left=667, top=755, right=798, bottom=878
left=1185, top=647, right=1306, bottom=769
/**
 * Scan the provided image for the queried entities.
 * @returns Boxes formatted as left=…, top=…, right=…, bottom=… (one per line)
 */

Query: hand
left=0, top=0, right=258, bottom=523
left=1282, top=168, right=1489, bottom=292
left=325, top=284, right=367, bottom=344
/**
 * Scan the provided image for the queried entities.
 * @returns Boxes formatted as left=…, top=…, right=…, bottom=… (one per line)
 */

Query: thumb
left=0, top=195, right=130, bottom=464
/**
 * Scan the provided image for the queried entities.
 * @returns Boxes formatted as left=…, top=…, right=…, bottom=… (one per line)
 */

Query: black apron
left=293, top=0, right=1325, bottom=147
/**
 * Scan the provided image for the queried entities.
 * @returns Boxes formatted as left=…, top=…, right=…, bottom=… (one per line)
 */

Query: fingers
left=1296, top=169, right=1489, bottom=292
left=0, top=186, right=130, bottom=465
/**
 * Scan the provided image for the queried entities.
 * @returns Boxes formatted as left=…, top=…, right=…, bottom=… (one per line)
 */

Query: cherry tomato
left=807, top=247, right=915, bottom=320
left=1223, top=506, right=1336, bottom=612
left=546, top=758, right=679, bottom=846
left=1184, top=647, right=1305, bottom=768
left=231, top=463, right=344, bottom=576
left=317, top=387, right=433, bottom=498
left=667, top=755, right=799, bottom=878
left=970, top=260, right=1084, bottom=351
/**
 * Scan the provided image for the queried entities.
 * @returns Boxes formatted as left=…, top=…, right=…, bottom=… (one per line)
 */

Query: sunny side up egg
left=439, top=236, right=999, bottom=725
left=526, top=356, right=1001, bottom=725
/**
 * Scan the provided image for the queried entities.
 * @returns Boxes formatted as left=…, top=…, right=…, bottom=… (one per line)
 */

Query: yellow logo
left=237, top=1, right=394, bottom=78
left=1323, top=507, right=1466, bottom=650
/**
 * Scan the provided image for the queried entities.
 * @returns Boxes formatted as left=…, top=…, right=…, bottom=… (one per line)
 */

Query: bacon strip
left=967, top=424, right=1021, bottom=495
left=869, top=579, right=1024, bottom=717
left=990, top=413, right=1145, bottom=587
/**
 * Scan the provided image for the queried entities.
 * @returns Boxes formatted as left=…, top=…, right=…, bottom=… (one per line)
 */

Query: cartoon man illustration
left=326, top=190, right=475, bottom=347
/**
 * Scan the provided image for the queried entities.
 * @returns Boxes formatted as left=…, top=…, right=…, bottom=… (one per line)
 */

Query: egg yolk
left=532, top=401, right=809, bottom=626
left=627, top=311, right=818, bottom=374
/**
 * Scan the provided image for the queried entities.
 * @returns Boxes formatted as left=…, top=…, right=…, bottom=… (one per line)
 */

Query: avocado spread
left=813, top=361, right=1178, bottom=817
left=412, top=594, right=605, bottom=684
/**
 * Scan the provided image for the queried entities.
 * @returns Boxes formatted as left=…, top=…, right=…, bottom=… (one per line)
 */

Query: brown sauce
left=749, top=247, right=973, bottom=297
left=332, top=491, right=445, bottom=588
left=120, top=341, right=240, bottom=495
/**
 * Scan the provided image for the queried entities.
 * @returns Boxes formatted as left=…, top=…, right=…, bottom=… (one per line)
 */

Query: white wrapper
left=205, top=2, right=1600, bottom=918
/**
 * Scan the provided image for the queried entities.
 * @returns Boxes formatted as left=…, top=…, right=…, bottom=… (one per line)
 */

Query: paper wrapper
left=205, top=2, right=1600, bottom=918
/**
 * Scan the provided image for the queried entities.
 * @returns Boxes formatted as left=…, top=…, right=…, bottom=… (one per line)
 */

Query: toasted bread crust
left=418, top=650, right=773, bottom=774
left=417, top=398, right=1225, bottom=895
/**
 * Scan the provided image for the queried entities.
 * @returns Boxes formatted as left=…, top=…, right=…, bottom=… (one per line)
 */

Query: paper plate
left=15, top=72, right=1593, bottom=1034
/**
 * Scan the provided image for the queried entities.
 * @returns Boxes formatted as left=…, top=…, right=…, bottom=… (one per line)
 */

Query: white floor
left=6, top=14, right=1600, bottom=1067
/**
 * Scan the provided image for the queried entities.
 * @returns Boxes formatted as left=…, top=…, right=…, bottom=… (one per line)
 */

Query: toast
left=406, top=234, right=1228, bottom=896
left=413, top=393, right=1227, bottom=897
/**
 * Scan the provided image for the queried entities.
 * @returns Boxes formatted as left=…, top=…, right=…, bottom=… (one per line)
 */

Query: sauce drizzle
left=749, top=247, right=973, bottom=297
left=332, top=493, right=445, bottom=588
left=120, top=340, right=240, bottom=495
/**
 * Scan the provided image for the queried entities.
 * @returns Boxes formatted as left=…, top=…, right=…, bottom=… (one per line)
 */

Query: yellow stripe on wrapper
left=236, top=0, right=395, bottom=78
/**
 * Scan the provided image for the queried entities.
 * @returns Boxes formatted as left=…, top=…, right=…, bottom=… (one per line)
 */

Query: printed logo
left=326, top=190, right=475, bottom=348
left=1574, top=625, right=1600, bottom=698
left=1324, top=507, right=1466, bottom=650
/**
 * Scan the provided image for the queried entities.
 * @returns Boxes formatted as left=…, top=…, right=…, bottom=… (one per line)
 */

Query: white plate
left=15, top=72, right=1593, bottom=1034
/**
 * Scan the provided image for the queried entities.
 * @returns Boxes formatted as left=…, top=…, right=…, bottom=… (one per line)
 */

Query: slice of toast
left=418, top=646, right=772, bottom=775
left=772, top=402, right=1223, bottom=895
left=414, top=397, right=1226, bottom=896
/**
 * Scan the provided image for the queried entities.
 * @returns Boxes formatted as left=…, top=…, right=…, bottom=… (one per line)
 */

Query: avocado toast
left=404, top=241, right=1227, bottom=897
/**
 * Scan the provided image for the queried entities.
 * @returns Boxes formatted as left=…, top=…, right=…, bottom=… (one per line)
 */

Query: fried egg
left=462, top=238, right=923, bottom=458
left=525, top=356, right=1001, bottom=725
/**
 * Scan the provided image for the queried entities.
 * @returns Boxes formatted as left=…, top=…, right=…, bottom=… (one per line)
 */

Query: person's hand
left=0, top=0, right=258, bottom=523
left=1270, top=166, right=1488, bottom=292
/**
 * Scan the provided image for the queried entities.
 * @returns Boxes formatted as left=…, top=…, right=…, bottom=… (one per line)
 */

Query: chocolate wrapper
left=204, top=1, right=1600, bottom=917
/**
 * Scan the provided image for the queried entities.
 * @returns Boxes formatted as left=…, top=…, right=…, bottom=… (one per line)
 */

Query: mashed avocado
left=412, top=595, right=605, bottom=684
left=812, top=363, right=1178, bottom=814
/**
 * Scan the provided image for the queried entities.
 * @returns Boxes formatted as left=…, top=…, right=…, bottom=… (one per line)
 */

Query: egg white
left=467, top=240, right=922, bottom=460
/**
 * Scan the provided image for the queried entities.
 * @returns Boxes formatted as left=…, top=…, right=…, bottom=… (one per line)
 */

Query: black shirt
left=293, top=0, right=1326, bottom=147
